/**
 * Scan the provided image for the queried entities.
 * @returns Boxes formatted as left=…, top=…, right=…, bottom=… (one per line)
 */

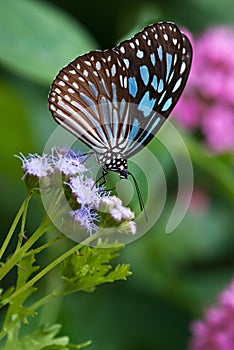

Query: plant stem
left=17, top=191, right=32, bottom=249
left=1, top=232, right=99, bottom=308
left=0, top=214, right=51, bottom=282
left=30, top=292, right=60, bottom=312
left=0, top=193, right=32, bottom=261
left=23, top=235, right=64, bottom=258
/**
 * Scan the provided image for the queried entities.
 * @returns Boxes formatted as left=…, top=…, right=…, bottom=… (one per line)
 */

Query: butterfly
left=48, top=22, right=192, bottom=185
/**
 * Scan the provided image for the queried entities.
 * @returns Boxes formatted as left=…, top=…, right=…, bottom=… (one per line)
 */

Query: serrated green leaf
left=2, top=324, right=69, bottom=350
left=4, top=255, right=39, bottom=326
left=60, top=245, right=131, bottom=293
left=17, top=254, right=39, bottom=288
left=0, top=0, right=98, bottom=84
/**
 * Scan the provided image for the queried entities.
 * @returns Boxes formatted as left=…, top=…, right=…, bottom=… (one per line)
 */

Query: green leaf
left=0, top=0, right=97, bottom=84
left=3, top=322, right=91, bottom=349
left=60, top=245, right=131, bottom=293
left=2, top=324, right=70, bottom=350
left=4, top=254, right=39, bottom=326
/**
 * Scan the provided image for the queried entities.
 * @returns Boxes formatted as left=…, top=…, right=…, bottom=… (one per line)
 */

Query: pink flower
left=174, top=26, right=234, bottom=154
left=188, top=279, right=234, bottom=350
left=202, top=105, right=234, bottom=153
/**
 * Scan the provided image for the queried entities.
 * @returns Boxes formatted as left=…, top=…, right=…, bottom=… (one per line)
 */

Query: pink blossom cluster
left=175, top=27, right=234, bottom=153
left=189, top=279, right=234, bottom=350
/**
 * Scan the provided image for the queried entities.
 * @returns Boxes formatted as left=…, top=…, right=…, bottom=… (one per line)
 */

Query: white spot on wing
left=124, top=58, right=130, bottom=68
left=123, top=76, right=127, bottom=88
left=50, top=104, right=56, bottom=111
left=180, top=61, right=186, bottom=74
left=136, top=50, right=144, bottom=58
left=172, top=77, right=182, bottom=92
left=68, top=88, right=75, bottom=93
left=55, top=88, right=61, bottom=94
left=96, top=61, right=101, bottom=70
left=119, top=74, right=123, bottom=87
left=64, top=94, right=71, bottom=101
left=111, top=64, right=116, bottom=76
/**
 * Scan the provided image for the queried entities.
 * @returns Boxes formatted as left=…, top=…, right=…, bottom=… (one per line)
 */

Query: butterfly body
left=49, top=22, right=192, bottom=179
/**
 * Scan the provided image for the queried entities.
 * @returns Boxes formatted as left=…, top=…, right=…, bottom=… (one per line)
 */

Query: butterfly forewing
left=113, top=22, right=192, bottom=157
left=49, top=50, right=131, bottom=155
left=115, top=22, right=192, bottom=118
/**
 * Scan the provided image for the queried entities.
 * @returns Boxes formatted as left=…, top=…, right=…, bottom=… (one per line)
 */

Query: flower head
left=70, top=206, right=99, bottom=235
left=99, top=196, right=135, bottom=221
left=189, top=279, right=234, bottom=350
left=67, top=175, right=103, bottom=209
left=18, top=148, right=137, bottom=238
left=52, top=147, right=87, bottom=176
left=17, top=153, right=53, bottom=177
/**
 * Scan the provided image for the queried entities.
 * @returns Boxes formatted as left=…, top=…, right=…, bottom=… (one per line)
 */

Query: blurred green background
left=0, top=0, right=234, bottom=349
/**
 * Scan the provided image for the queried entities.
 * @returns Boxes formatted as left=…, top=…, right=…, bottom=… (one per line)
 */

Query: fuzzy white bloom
left=99, top=195, right=135, bottom=221
left=68, top=176, right=102, bottom=208
left=17, top=153, right=53, bottom=177
left=52, top=148, right=87, bottom=175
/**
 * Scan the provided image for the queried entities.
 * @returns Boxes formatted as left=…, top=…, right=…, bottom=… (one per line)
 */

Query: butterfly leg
left=93, top=167, right=108, bottom=188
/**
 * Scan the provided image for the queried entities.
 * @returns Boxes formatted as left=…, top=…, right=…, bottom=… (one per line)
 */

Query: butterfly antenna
left=128, top=171, right=148, bottom=222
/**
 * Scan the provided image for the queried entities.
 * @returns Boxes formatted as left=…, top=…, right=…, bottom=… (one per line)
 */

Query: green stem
left=0, top=214, right=51, bottom=282
left=0, top=193, right=32, bottom=261
left=23, top=235, right=64, bottom=258
left=0, top=317, right=20, bottom=341
left=30, top=292, right=60, bottom=312
left=17, top=192, right=32, bottom=249
left=1, top=232, right=99, bottom=308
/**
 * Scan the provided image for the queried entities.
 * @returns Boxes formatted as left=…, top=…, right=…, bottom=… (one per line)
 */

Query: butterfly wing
left=114, top=22, right=192, bottom=157
left=49, top=50, right=131, bottom=156
left=49, top=22, right=192, bottom=161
